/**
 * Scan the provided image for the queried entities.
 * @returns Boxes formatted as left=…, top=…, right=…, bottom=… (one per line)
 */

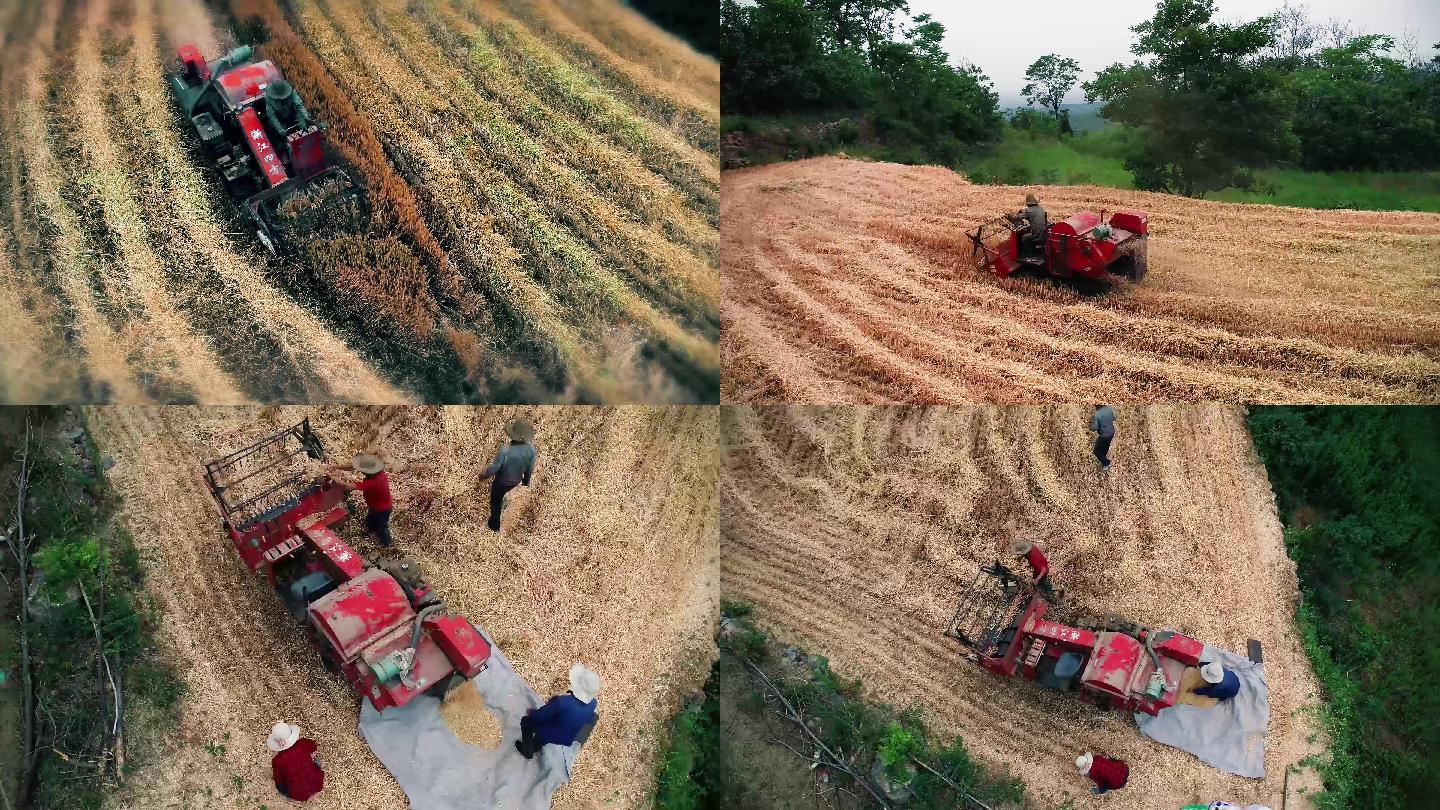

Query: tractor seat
left=1054, top=652, right=1084, bottom=679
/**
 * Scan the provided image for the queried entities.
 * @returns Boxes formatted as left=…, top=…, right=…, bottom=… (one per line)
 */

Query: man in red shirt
left=1009, top=540, right=1055, bottom=597
left=1076, top=751, right=1128, bottom=795
left=268, top=722, right=324, bottom=801
left=330, top=454, right=394, bottom=547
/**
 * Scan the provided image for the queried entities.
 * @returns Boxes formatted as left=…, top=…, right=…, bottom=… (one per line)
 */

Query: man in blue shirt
left=1193, top=661, right=1241, bottom=701
left=515, top=663, right=600, bottom=759
left=1090, top=405, right=1116, bottom=471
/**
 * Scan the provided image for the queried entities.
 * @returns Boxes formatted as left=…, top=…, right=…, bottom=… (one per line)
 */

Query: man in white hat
left=478, top=419, right=537, bottom=533
left=329, top=453, right=394, bottom=547
left=267, top=722, right=323, bottom=801
left=1009, top=539, right=1055, bottom=596
left=1193, top=660, right=1240, bottom=701
left=1075, top=750, right=1128, bottom=795
left=516, top=663, right=600, bottom=760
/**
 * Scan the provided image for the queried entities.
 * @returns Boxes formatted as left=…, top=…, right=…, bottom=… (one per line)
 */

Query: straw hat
left=506, top=419, right=534, bottom=441
left=1201, top=661, right=1224, bottom=684
left=1009, top=539, right=1034, bottom=557
left=569, top=663, right=601, bottom=703
left=1075, top=752, right=1093, bottom=774
left=266, top=722, right=300, bottom=752
left=353, top=454, right=384, bottom=475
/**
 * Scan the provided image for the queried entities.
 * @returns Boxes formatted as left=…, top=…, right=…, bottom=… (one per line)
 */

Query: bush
left=1039, top=167, right=1060, bottom=184
left=655, top=670, right=720, bottom=810
left=835, top=121, right=860, bottom=144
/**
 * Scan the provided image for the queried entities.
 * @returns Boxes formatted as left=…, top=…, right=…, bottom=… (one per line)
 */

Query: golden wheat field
left=87, top=405, right=719, bottom=809
left=721, top=157, right=1440, bottom=404
left=0, top=0, right=718, bottom=404
left=720, top=404, right=1326, bottom=809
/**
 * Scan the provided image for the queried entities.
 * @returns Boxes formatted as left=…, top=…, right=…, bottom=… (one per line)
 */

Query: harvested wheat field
left=721, top=404, right=1327, bottom=809
left=0, top=0, right=718, bottom=404
left=721, top=157, right=1440, bottom=403
left=87, top=405, right=719, bottom=809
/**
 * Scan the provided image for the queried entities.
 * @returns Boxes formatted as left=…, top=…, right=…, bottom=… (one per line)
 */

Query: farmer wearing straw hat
left=1009, top=539, right=1055, bottom=597
left=1193, top=660, right=1241, bottom=701
left=479, top=419, right=538, bottom=533
left=267, top=722, right=324, bottom=801
left=516, top=663, right=601, bottom=760
left=329, top=453, right=394, bottom=547
left=1076, top=751, right=1128, bottom=795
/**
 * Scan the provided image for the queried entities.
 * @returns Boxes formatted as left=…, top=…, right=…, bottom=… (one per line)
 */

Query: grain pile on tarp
left=88, top=405, right=719, bottom=809
left=720, top=404, right=1326, bottom=809
left=721, top=157, right=1440, bottom=403
left=359, top=631, right=578, bottom=809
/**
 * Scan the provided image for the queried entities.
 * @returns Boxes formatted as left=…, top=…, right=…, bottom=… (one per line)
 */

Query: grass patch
left=717, top=604, right=1025, bottom=808
left=1, top=408, right=183, bottom=809
left=1247, top=406, right=1440, bottom=808
left=654, top=662, right=721, bottom=809
left=959, top=128, right=1440, bottom=212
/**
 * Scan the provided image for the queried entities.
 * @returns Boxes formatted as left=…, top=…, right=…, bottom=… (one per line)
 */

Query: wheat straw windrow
left=90, top=405, right=719, bottom=809
left=721, top=404, right=1328, bottom=810
left=0, top=0, right=718, bottom=403
left=722, top=157, right=1440, bottom=404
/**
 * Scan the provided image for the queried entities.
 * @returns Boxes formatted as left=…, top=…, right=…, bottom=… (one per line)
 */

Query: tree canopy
left=1021, top=54, right=1081, bottom=121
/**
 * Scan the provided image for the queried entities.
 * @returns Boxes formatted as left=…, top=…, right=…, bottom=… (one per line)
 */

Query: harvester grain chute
left=202, top=419, right=488, bottom=710
left=967, top=208, right=1149, bottom=282
left=945, top=561, right=1258, bottom=716
left=169, top=45, right=365, bottom=255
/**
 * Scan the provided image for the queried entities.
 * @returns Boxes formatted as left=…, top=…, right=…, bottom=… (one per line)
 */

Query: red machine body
left=204, top=420, right=489, bottom=710
left=968, top=209, right=1149, bottom=282
left=948, top=562, right=1205, bottom=716
left=169, top=44, right=363, bottom=254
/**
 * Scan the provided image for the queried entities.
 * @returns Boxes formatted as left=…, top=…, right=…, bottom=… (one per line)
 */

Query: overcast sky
left=905, top=0, right=1440, bottom=105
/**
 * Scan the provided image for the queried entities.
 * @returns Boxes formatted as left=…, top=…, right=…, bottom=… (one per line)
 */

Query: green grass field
left=965, top=129, right=1440, bottom=212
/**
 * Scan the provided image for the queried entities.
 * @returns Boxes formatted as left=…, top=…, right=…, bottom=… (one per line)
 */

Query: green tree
left=1083, top=0, right=1296, bottom=196
left=1289, top=35, right=1440, bottom=170
left=805, top=0, right=910, bottom=53
left=870, top=14, right=1001, bottom=160
left=720, top=0, right=872, bottom=113
left=1021, top=54, right=1081, bottom=122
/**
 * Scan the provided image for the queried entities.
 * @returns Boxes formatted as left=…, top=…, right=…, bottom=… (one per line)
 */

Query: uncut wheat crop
left=0, top=0, right=718, bottom=404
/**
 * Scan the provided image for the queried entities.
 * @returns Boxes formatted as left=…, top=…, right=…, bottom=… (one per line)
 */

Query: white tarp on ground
left=358, top=631, right=580, bottom=810
left=1134, top=643, right=1269, bottom=778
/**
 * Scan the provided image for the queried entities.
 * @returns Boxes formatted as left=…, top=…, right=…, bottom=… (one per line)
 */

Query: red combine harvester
left=967, top=208, right=1148, bottom=282
left=945, top=562, right=1255, bottom=715
left=203, top=420, right=489, bottom=710
left=169, top=45, right=364, bottom=254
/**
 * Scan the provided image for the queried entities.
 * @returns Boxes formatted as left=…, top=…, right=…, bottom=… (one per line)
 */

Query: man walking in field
left=1090, top=404, right=1116, bottom=471
left=329, top=454, right=395, bottom=547
left=479, top=419, right=537, bottom=532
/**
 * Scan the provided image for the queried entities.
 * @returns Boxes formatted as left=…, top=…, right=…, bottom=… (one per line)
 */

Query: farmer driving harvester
left=263, top=79, right=311, bottom=137
left=1007, top=193, right=1048, bottom=256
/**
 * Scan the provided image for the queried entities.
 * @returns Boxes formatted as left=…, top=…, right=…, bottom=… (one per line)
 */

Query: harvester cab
left=170, top=45, right=365, bottom=255
left=945, top=561, right=1211, bottom=716
left=203, top=419, right=490, bottom=710
left=968, top=208, right=1149, bottom=284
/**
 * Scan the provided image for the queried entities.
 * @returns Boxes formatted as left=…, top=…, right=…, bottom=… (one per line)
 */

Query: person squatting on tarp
left=516, top=664, right=600, bottom=760
left=479, top=419, right=538, bottom=532
left=1076, top=751, right=1129, bottom=795
left=268, top=722, right=324, bottom=801
left=329, top=454, right=394, bottom=547
left=1194, top=660, right=1242, bottom=701
left=1090, top=404, right=1116, bottom=471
